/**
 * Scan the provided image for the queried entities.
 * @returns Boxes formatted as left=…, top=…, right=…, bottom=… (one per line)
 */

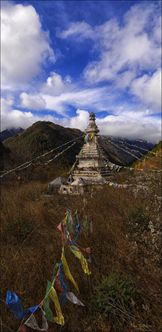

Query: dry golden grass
left=0, top=173, right=161, bottom=332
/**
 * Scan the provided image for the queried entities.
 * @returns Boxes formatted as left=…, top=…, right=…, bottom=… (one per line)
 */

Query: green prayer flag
left=43, top=281, right=53, bottom=322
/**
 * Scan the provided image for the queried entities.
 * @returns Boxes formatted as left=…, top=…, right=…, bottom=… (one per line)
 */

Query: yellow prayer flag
left=49, top=286, right=64, bottom=326
left=69, top=245, right=91, bottom=276
left=61, top=247, right=79, bottom=293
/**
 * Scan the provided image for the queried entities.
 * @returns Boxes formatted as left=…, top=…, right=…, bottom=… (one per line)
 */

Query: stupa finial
left=89, top=112, right=95, bottom=119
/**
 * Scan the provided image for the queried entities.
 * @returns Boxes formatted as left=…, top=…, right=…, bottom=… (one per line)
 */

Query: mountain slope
left=133, top=141, right=162, bottom=170
left=0, top=127, right=24, bottom=142
left=100, top=136, right=154, bottom=166
left=3, top=121, right=83, bottom=168
left=0, top=141, right=11, bottom=171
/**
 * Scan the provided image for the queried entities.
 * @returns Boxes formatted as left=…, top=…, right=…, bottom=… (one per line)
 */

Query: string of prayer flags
left=61, top=247, right=79, bottom=293
left=6, top=208, right=92, bottom=330
left=69, top=245, right=91, bottom=276
left=5, top=290, right=39, bottom=320
left=24, top=309, right=48, bottom=331
left=66, top=292, right=85, bottom=307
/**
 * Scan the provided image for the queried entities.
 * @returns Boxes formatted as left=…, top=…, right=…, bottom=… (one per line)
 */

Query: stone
left=48, top=176, right=67, bottom=192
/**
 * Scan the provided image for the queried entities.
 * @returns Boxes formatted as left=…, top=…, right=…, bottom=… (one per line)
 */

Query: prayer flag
left=49, top=287, right=64, bottom=325
left=24, top=310, right=48, bottom=331
left=69, top=246, right=91, bottom=275
left=61, top=248, right=79, bottom=293
left=44, top=282, right=64, bottom=326
left=5, top=290, right=39, bottom=320
left=43, top=281, right=53, bottom=322
left=66, top=292, right=85, bottom=307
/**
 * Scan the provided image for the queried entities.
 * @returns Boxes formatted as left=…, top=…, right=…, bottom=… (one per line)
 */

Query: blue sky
left=1, top=0, right=161, bottom=142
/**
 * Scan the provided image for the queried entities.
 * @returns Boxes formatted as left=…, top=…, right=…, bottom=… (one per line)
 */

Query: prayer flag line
left=5, top=209, right=92, bottom=331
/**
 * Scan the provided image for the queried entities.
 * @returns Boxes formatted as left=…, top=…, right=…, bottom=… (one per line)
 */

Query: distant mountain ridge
left=0, top=127, right=24, bottom=142
left=100, top=136, right=154, bottom=166
left=2, top=121, right=155, bottom=173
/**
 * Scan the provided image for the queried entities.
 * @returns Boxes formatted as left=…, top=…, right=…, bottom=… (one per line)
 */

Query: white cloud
left=59, top=21, right=94, bottom=40
left=42, top=86, right=112, bottom=114
left=130, top=70, right=161, bottom=110
left=84, top=14, right=160, bottom=84
left=1, top=2, right=54, bottom=90
left=1, top=96, right=14, bottom=113
left=20, top=92, right=46, bottom=110
left=1, top=96, right=56, bottom=130
left=60, top=108, right=161, bottom=143
left=42, top=72, right=72, bottom=95
left=96, top=111, right=161, bottom=143
left=114, top=70, right=136, bottom=89
left=1, top=109, right=38, bottom=130
left=61, top=3, right=161, bottom=88
left=62, top=109, right=89, bottom=130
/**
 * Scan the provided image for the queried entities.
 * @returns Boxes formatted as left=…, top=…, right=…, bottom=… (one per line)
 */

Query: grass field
left=0, top=169, right=161, bottom=332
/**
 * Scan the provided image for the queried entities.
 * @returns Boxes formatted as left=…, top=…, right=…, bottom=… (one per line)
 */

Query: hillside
left=0, top=141, right=12, bottom=171
left=1, top=169, right=161, bottom=332
left=1, top=122, right=84, bottom=181
left=133, top=141, right=162, bottom=170
left=3, top=121, right=83, bottom=164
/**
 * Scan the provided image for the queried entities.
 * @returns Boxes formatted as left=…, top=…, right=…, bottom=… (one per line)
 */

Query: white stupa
left=72, top=112, right=110, bottom=182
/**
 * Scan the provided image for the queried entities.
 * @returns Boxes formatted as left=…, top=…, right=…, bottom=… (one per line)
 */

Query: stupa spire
left=86, top=112, right=99, bottom=135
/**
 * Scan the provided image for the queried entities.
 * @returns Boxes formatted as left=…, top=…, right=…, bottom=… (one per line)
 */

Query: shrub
left=89, top=272, right=138, bottom=331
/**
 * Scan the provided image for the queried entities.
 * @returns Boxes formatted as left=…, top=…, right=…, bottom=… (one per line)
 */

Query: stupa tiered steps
left=73, top=166, right=111, bottom=181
